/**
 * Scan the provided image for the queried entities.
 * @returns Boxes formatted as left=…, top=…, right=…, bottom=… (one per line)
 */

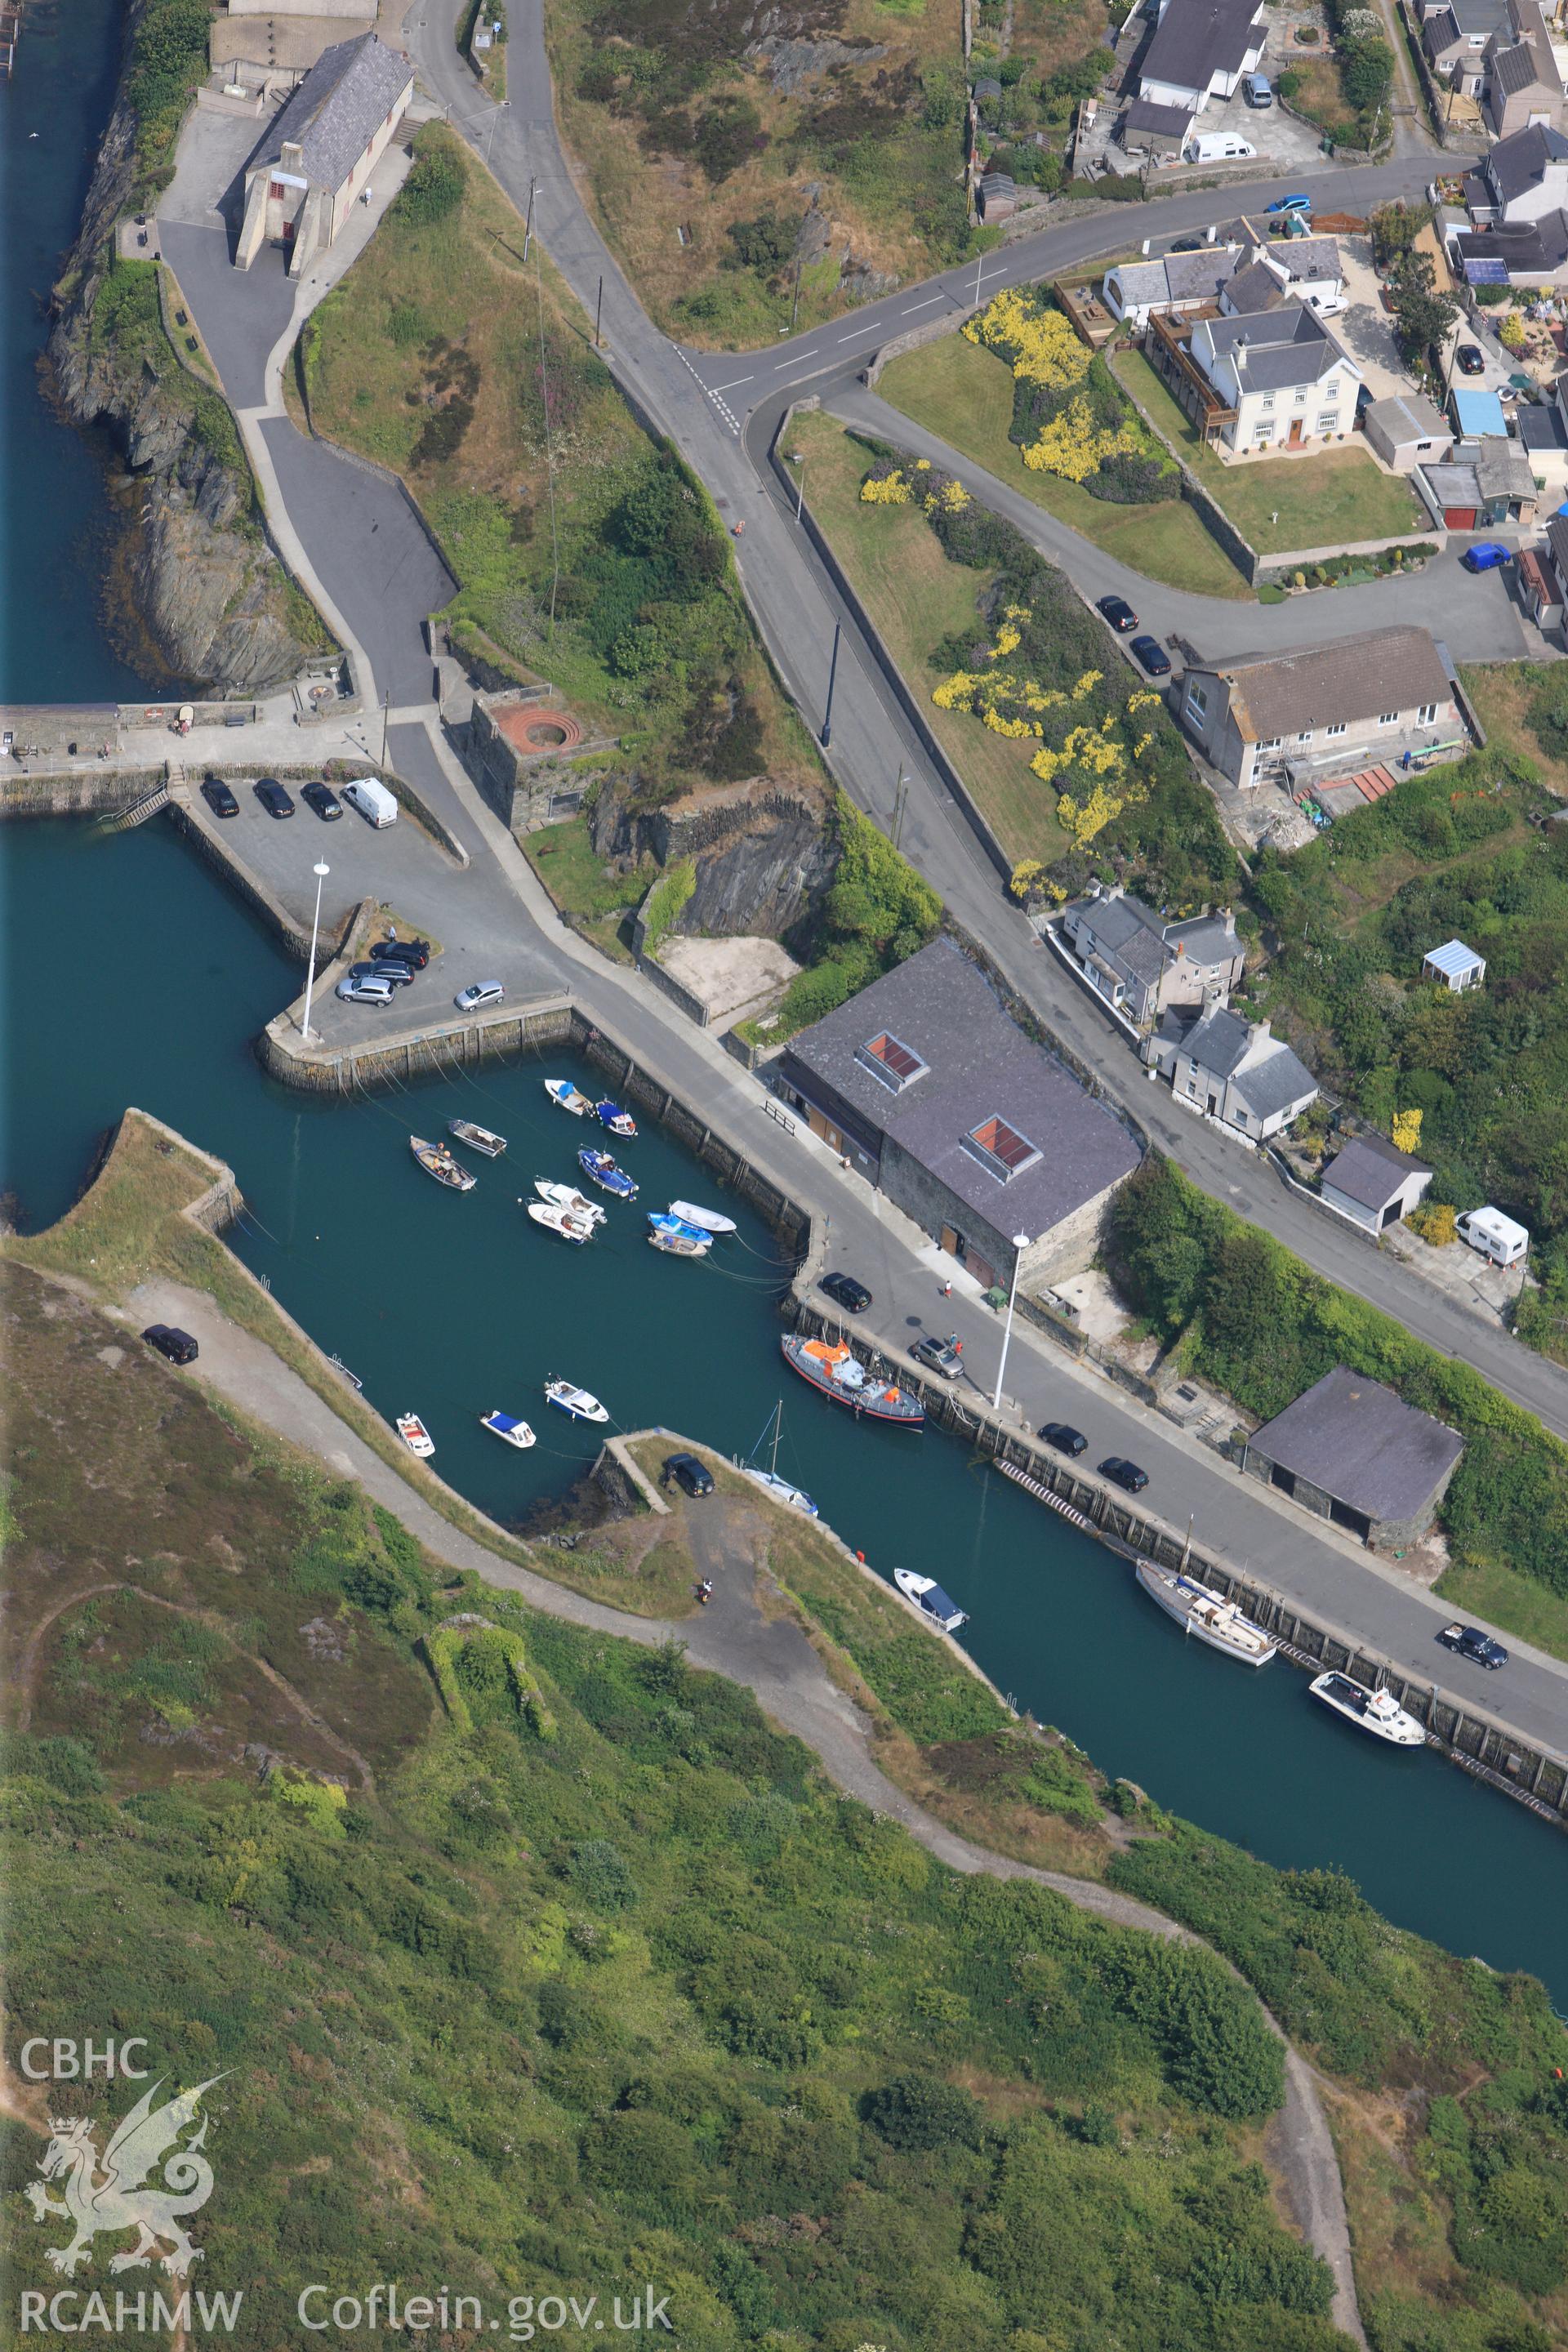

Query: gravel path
left=124, top=1272, right=1366, bottom=2343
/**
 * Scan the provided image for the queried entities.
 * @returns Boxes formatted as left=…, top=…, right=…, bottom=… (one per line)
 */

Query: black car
left=301, top=781, right=342, bottom=821
left=142, top=1323, right=198, bottom=1366
left=820, top=1271, right=872, bottom=1315
left=255, top=777, right=294, bottom=818
left=1098, top=1455, right=1148, bottom=1494
left=1097, top=594, right=1138, bottom=633
left=1129, top=635, right=1171, bottom=678
left=1437, top=1621, right=1509, bottom=1668
left=1455, top=343, right=1486, bottom=377
left=370, top=937, right=431, bottom=970
left=201, top=776, right=239, bottom=818
left=663, top=1451, right=715, bottom=1499
left=1039, top=1420, right=1088, bottom=1457
left=349, top=959, right=414, bottom=987
left=1169, top=236, right=1204, bottom=252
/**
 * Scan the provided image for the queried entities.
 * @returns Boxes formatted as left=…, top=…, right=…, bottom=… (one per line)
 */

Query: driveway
left=1334, top=240, right=1416, bottom=401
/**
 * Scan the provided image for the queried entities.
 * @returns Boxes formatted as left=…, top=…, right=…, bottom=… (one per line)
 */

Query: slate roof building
left=1178, top=626, right=1465, bottom=789
left=1102, top=227, right=1343, bottom=329
left=1319, top=1133, right=1433, bottom=1232
left=773, top=938, right=1143, bottom=1294
left=1179, top=303, right=1361, bottom=455
left=1148, top=1003, right=1318, bottom=1139
left=235, top=33, right=414, bottom=278
left=1242, top=1365, right=1464, bottom=1548
left=1138, top=0, right=1268, bottom=113
left=213, top=0, right=376, bottom=78
left=1415, top=435, right=1539, bottom=528
left=1058, top=887, right=1245, bottom=1027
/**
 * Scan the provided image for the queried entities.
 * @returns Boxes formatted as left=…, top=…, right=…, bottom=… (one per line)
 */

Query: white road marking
left=711, top=374, right=754, bottom=391
left=793, top=347, right=820, bottom=360
left=836, top=330, right=866, bottom=342
left=901, top=296, right=943, bottom=313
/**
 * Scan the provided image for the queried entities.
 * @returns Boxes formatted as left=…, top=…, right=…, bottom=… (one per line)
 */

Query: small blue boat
left=648, top=1210, right=710, bottom=1245
left=579, top=1146, right=638, bottom=1200
left=595, top=1099, right=637, bottom=1138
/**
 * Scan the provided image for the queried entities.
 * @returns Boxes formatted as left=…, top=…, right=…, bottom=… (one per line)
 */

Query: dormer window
left=855, top=1031, right=929, bottom=1093
left=961, top=1115, right=1043, bottom=1183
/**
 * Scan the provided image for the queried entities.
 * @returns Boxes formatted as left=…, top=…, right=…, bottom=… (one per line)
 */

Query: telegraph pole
left=523, top=173, right=536, bottom=261
left=820, top=621, right=841, bottom=750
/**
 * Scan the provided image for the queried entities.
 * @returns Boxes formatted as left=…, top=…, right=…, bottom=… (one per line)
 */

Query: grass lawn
left=791, top=410, right=1068, bottom=866
left=1279, top=55, right=1360, bottom=138
left=875, top=334, right=1252, bottom=599
left=1461, top=662, right=1568, bottom=797
left=1113, top=349, right=1425, bottom=557
left=522, top=813, right=653, bottom=922
left=1434, top=1558, right=1568, bottom=1668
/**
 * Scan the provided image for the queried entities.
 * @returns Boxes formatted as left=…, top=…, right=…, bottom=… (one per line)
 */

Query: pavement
left=119, top=1266, right=1365, bottom=2345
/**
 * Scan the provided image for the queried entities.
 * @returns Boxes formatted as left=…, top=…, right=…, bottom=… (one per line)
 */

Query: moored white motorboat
left=411, top=1134, right=475, bottom=1191
left=545, top=1080, right=594, bottom=1116
left=545, top=1379, right=609, bottom=1423
left=1309, top=1670, right=1426, bottom=1747
left=448, top=1119, right=507, bottom=1157
left=1134, top=1560, right=1277, bottom=1667
left=893, top=1568, right=969, bottom=1634
left=736, top=1402, right=817, bottom=1515
left=669, top=1199, right=736, bottom=1236
left=595, top=1099, right=637, bottom=1138
left=533, top=1178, right=605, bottom=1225
left=396, top=1413, right=434, bottom=1457
left=481, top=1409, right=536, bottom=1449
left=528, top=1200, right=595, bottom=1245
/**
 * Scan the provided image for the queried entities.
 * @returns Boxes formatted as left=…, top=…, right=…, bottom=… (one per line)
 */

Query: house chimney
left=282, top=139, right=304, bottom=173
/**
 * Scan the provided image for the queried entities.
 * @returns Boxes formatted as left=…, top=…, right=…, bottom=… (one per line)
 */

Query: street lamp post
left=991, top=1232, right=1033, bottom=1414
left=301, top=861, right=331, bottom=1044
left=820, top=620, right=841, bottom=749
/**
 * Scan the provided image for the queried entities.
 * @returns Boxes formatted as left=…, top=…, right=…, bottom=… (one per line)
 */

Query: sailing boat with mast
left=735, top=1401, right=817, bottom=1516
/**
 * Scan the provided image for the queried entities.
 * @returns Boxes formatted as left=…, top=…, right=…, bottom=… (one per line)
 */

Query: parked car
left=142, top=1323, right=198, bottom=1365
left=820, top=1271, right=871, bottom=1315
left=1437, top=1622, right=1509, bottom=1668
left=1454, top=342, right=1486, bottom=377
left=455, top=980, right=504, bottom=1012
left=1267, top=194, right=1311, bottom=214
left=370, top=937, right=430, bottom=969
left=1459, top=541, right=1512, bottom=572
left=349, top=960, right=412, bottom=987
left=255, top=777, right=294, bottom=818
left=1169, top=236, right=1204, bottom=253
left=301, top=781, right=342, bottom=821
left=1098, top=1455, right=1148, bottom=1494
left=1038, top=1421, right=1088, bottom=1457
left=663, top=1451, right=715, bottom=1499
left=336, top=975, right=397, bottom=1005
left=911, top=1335, right=964, bottom=1379
left=1243, top=70, right=1272, bottom=105
left=201, top=776, right=239, bottom=818
left=1097, top=594, right=1138, bottom=633
left=1129, top=634, right=1171, bottom=677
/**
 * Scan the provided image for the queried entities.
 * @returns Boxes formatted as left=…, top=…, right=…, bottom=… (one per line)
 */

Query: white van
left=1455, top=1206, right=1530, bottom=1267
left=1183, top=132, right=1257, bottom=162
left=343, top=777, right=398, bottom=828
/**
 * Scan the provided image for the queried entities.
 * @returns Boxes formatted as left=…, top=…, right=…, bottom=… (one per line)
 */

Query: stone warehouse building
left=213, top=0, right=377, bottom=80
left=1242, top=1365, right=1464, bottom=1549
left=235, top=33, right=414, bottom=278
left=773, top=938, right=1143, bottom=1294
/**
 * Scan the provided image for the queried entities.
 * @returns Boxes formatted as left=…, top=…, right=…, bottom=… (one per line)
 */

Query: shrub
left=394, top=136, right=468, bottom=225
left=725, top=210, right=794, bottom=272
left=863, top=2071, right=983, bottom=2149
left=693, top=97, right=764, bottom=183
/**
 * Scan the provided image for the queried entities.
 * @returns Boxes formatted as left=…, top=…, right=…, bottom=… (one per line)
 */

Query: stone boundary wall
left=786, top=1295, right=1568, bottom=1830
left=165, top=784, right=327, bottom=961
left=258, top=991, right=575, bottom=1091
left=0, top=771, right=167, bottom=817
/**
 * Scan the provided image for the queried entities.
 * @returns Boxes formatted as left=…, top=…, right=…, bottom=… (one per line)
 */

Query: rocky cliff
left=47, top=33, right=327, bottom=694
left=590, top=773, right=839, bottom=943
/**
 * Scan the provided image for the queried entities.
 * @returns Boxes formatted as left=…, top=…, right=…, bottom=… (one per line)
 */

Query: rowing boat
left=448, top=1118, right=507, bottom=1157
left=410, top=1134, right=475, bottom=1191
left=545, top=1079, right=594, bottom=1116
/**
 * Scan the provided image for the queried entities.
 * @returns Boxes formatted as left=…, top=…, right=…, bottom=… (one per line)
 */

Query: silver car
left=911, top=1335, right=964, bottom=1379
left=455, top=980, right=505, bottom=1011
left=336, top=974, right=396, bottom=1006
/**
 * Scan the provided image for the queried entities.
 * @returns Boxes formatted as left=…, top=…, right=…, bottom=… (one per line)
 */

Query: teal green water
left=5, top=816, right=1568, bottom=1999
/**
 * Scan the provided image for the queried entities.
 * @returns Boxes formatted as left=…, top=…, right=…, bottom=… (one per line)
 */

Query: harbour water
left=2, top=813, right=1567, bottom=2002
left=1, top=0, right=154, bottom=702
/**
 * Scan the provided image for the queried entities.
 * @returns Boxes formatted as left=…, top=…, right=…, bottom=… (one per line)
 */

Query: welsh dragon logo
left=24, top=2076, right=225, bottom=2278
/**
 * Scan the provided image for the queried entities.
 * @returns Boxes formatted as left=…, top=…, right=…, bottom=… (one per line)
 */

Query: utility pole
left=991, top=1234, right=1033, bottom=1413
left=791, top=256, right=803, bottom=332
left=523, top=173, right=537, bottom=261
left=380, top=689, right=390, bottom=770
left=891, top=764, right=909, bottom=852
left=820, top=621, right=841, bottom=749
left=595, top=274, right=603, bottom=349
left=973, top=247, right=985, bottom=314
left=795, top=461, right=805, bottom=523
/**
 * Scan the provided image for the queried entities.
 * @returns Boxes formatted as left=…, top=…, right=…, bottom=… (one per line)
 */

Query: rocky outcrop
left=46, top=13, right=324, bottom=694
left=590, top=773, right=838, bottom=944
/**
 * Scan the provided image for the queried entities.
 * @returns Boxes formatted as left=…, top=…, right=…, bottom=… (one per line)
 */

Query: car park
left=1454, top=343, right=1486, bottom=376
left=336, top=975, right=396, bottom=1005
left=662, top=1451, right=715, bottom=1499
left=255, top=778, right=294, bottom=818
left=1039, top=1421, right=1088, bottom=1457
left=455, top=980, right=505, bottom=1012
left=1097, top=595, right=1138, bottom=633
left=370, top=938, right=430, bottom=969
left=911, top=1335, right=964, bottom=1379
left=349, top=960, right=412, bottom=987
left=142, top=1323, right=198, bottom=1365
left=1129, top=635, right=1171, bottom=677
left=1437, top=1622, right=1509, bottom=1668
left=301, top=781, right=342, bottom=821
left=1459, top=541, right=1512, bottom=572
left=820, top=1271, right=871, bottom=1314
left=1099, top=1455, right=1149, bottom=1494
left=201, top=776, right=239, bottom=818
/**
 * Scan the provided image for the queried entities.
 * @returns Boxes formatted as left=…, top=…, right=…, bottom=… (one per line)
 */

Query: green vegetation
left=964, top=283, right=1179, bottom=506
left=1114, top=348, right=1425, bottom=555
left=303, top=125, right=813, bottom=801
left=877, top=332, right=1250, bottom=598
left=523, top=812, right=653, bottom=925
left=640, top=856, right=697, bottom=952
left=1109, top=1156, right=1568, bottom=1618
left=123, top=0, right=213, bottom=199
left=1248, top=755, right=1568, bottom=1364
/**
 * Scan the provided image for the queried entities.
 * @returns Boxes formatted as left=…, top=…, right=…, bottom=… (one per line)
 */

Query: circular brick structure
left=497, top=705, right=582, bottom=755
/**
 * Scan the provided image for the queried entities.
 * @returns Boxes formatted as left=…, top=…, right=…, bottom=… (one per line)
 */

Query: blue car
left=1459, top=541, right=1512, bottom=572
left=1267, top=193, right=1311, bottom=213
left=1129, top=634, right=1171, bottom=677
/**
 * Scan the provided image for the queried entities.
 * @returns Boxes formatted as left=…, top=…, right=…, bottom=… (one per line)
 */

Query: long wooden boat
left=1134, top=1559, right=1277, bottom=1667
left=410, top=1134, right=475, bottom=1191
left=448, top=1118, right=507, bottom=1157
left=781, top=1333, right=924, bottom=1426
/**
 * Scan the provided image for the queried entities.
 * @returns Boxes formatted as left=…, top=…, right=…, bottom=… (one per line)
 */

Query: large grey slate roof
left=1164, top=249, right=1236, bottom=300
left=1248, top=1365, right=1464, bottom=1521
left=1163, top=911, right=1238, bottom=966
left=1321, top=1131, right=1430, bottom=1210
left=1454, top=211, right=1568, bottom=274
left=1448, top=0, right=1509, bottom=36
left=1074, top=893, right=1168, bottom=984
left=254, top=32, right=412, bottom=191
left=1142, top=0, right=1263, bottom=92
left=782, top=938, right=1142, bottom=1236
left=1123, top=96, right=1196, bottom=136
left=1180, top=1002, right=1254, bottom=1077
left=1200, top=303, right=1350, bottom=392
left=1224, top=260, right=1288, bottom=314
left=1487, top=119, right=1568, bottom=204
left=1110, top=258, right=1178, bottom=308
left=1229, top=1039, right=1316, bottom=1120
left=1489, top=36, right=1552, bottom=96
